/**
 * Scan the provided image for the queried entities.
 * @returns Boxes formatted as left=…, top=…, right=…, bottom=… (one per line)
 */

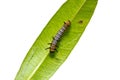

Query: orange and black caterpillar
left=46, top=20, right=71, bottom=53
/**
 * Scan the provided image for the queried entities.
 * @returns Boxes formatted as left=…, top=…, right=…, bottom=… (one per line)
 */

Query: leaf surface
left=15, top=0, right=98, bottom=80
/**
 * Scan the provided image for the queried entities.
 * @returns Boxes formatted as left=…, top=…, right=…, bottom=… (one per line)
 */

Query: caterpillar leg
left=48, top=43, right=52, bottom=45
left=52, top=37, right=55, bottom=40
left=55, top=49, right=58, bottom=52
left=45, top=47, right=50, bottom=50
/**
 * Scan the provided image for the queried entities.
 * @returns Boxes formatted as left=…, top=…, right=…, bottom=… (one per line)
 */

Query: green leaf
left=15, top=0, right=98, bottom=80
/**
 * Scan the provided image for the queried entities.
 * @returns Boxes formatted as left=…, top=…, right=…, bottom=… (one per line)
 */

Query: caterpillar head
left=64, top=20, right=71, bottom=28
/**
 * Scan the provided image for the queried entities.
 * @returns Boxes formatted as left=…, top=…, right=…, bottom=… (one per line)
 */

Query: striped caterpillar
left=47, top=20, right=71, bottom=53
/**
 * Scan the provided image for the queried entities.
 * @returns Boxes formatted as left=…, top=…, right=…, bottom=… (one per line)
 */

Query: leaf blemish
left=78, top=20, right=83, bottom=24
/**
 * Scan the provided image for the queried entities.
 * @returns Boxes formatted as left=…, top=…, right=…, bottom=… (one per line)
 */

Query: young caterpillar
left=47, top=20, right=71, bottom=53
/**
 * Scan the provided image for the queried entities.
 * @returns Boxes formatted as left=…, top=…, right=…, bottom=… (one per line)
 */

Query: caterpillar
left=47, top=20, right=71, bottom=53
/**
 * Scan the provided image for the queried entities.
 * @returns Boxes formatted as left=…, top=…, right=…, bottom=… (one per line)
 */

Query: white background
left=0, top=0, right=120, bottom=80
